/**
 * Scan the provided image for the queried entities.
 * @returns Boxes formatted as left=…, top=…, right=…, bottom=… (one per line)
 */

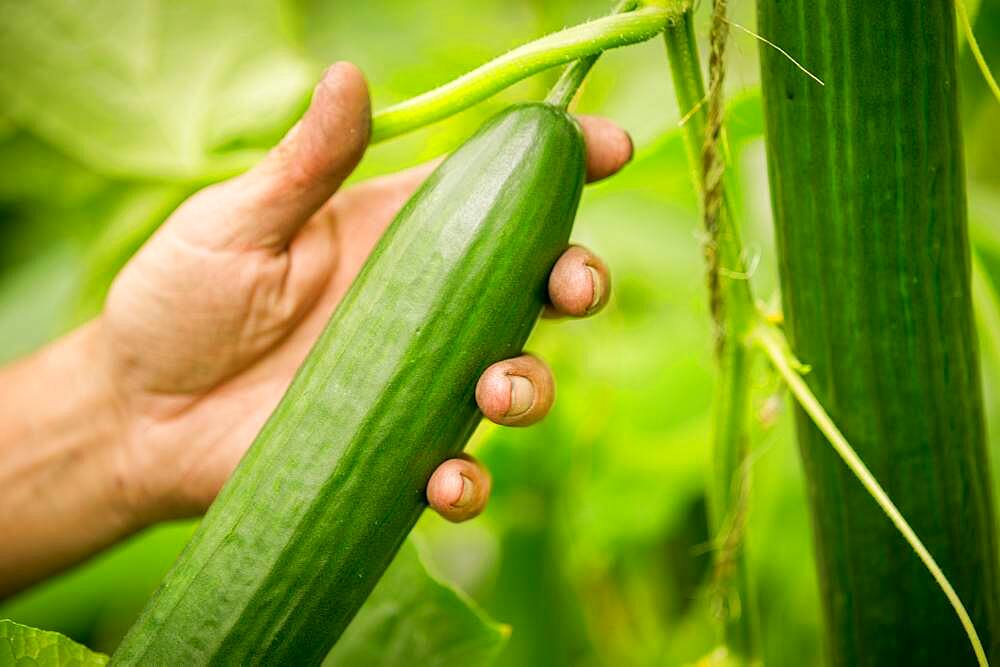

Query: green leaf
left=0, top=245, right=83, bottom=365
left=0, top=620, right=107, bottom=666
left=0, top=0, right=314, bottom=181
left=326, top=539, right=509, bottom=666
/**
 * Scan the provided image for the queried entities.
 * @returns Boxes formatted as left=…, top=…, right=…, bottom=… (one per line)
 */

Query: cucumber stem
left=371, top=3, right=684, bottom=142
left=545, top=0, right=639, bottom=109
left=545, top=58, right=599, bottom=110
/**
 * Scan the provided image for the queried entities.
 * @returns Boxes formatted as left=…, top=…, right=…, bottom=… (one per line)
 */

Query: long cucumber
left=112, top=102, right=586, bottom=665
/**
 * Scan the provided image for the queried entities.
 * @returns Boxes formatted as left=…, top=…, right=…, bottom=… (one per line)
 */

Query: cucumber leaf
left=326, top=539, right=509, bottom=666
left=0, top=620, right=107, bottom=666
left=0, top=0, right=314, bottom=181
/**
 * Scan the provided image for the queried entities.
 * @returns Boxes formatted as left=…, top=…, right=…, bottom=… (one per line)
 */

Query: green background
left=1, top=1, right=998, bottom=664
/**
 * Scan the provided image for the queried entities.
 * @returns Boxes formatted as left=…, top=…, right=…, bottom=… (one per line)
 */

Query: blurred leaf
left=0, top=523, right=198, bottom=652
left=299, top=0, right=556, bottom=181
left=0, top=620, right=107, bottom=666
left=0, top=0, right=314, bottom=180
left=0, top=115, right=13, bottom=142
left=0, top=245, right=83, bottom=364
left=299, top=1, right=539, bottom=99
left=0, top=134, right=106, bottom=207
left=970, top=185, right=1000, bottom=266
left=434, top=191, right=722, bottom=666
left=685, top=646, right=741, bottom=667
left=326, top=539, right=508, bottom=667
left=0, top=132, right=112, bottom=271
left=596, top=87, right=763, bottom=206
left=969, top=184, right=1000, bottom=503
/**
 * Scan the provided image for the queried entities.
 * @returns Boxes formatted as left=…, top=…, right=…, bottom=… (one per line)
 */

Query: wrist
left=0, top=319, right=136, bottom=596
left=70, top=318, right=138, bottom=530
left=40, top=320, right=137, bottom=536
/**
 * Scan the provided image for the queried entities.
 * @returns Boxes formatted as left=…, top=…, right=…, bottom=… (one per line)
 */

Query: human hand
left=100, top=63, right=630, bottom=527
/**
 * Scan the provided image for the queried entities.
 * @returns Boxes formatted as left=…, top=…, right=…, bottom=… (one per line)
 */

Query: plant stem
left=370, top=4, right=685, bottom=143
left=662, top=11, right=753, bottom=324
left=544, top=59, right=599, bottom=110
left=545, top=1, right=640, bottom=109
left=663, top=9, right=758, bottom=661
left=663, top=12, right=707, bottom=175
left=751, top=322, right=988, bottom=667
left=757, top=1, right=999, bottom=663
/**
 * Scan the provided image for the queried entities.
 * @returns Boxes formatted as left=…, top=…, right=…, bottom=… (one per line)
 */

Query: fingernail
left=586, top=265, right=603, bottom=313
left=624, top=131, right=634, bottom=163
left=454, top=474, right=474, bottom=508
left=506, top=375, right=534, bottom=417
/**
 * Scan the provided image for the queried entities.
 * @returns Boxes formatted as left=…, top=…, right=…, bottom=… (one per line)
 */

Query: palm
left=102, top=167, right=423, bottom=515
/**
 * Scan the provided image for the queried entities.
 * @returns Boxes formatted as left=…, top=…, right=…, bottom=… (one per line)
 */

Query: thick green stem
left=757, top=1, right=999, bottom=663
left=370, top=4, right=685, bottom=143
left=663, top=10, right=758, bottom=661
left=751, top=322, right=989, bottom=667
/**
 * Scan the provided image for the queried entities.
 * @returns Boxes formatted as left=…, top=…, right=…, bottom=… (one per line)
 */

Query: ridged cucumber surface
left=759, top=1, right=998, bottom=663
left=112, top=102, right=586, bottom=665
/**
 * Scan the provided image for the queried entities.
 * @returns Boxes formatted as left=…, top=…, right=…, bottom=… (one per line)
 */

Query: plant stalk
left=757, top=1, right=1000, bottom=663
left=663, top=9, right=758, bottom=661
left=751, top=321, right=989, bottom=667
left=545, top=1, right=639, bottom=110
left=371, top=4, right=685, bottom=143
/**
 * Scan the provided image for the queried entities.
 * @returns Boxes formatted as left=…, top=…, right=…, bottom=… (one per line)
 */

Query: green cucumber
left=112, top=102, right=586, bottom=665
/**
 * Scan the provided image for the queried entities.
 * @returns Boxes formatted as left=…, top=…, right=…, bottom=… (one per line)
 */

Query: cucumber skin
left=112, top=103, right=586, bottom=665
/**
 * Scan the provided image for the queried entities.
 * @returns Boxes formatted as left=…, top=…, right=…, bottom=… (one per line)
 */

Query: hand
left=100, top=63, right=628, bottom=526
left=0, top=62, right=630, bottom=596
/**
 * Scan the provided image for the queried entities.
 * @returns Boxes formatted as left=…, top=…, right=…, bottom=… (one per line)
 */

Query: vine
left=370, top=2, right=686, bottom=143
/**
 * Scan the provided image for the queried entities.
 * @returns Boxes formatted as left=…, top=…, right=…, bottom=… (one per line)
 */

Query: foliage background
left=1, top=1, right=998, bottom=664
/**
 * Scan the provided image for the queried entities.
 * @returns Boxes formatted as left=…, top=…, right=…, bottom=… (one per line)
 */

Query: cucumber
left=112, top=102, right=586, bottom=665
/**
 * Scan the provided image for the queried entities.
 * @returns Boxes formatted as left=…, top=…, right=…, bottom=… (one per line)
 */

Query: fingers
left=208, top=63, right=372, bottom=250
left=577, top=115, right=633, bottom=183
left=544, top=245, right=611, bottom=318
left=427, top=455, right=491, bottom=522
left=476, top=354, right=555, bottom=427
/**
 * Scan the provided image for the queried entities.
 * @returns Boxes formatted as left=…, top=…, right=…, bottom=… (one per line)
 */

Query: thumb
left=220, top=62, right=371, bottom=250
